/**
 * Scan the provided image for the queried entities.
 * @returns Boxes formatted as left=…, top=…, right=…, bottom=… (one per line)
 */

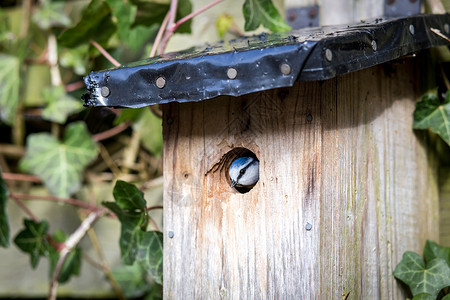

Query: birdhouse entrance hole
left=225, top=147, right=259, bottom=194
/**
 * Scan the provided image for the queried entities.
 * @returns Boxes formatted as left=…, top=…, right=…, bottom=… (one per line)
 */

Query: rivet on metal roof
left=280, top=63, right=292, bottom=75
left=444, top=23, right=449, bottom=34
left=371, top=40, right=377, bottom=51
left=227, top=67, right=238, bottom=79
left=100, top=86, right=110, bottom=97
left=409, top=24, right=415, bottom=35
left=156, top=76, right=166, bottom=89
left=325, top=48, right=333, bottom=61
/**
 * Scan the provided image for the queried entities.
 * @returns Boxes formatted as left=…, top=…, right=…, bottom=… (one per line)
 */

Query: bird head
left=229, top=156, right=259, bottom=189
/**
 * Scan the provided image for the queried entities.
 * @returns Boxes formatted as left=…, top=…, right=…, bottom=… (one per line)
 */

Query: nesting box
left=83, top=14, right=450, bottom=299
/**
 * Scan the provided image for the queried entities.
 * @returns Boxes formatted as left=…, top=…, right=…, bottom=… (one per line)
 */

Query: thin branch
left=149, top=105, right=163, bottom=118
left=150, top=11, right=171, bottom=57
left=174, top=0, right=224, bottom=31
left=65, top=81, right=85, bottom=92
left=168, top=0, right=178, bottom=29
left=48, top=34, right=62, bottom=87
left=92, top=121, right=131, bottom=142
left=148, top=205, right=163, bottom=211
left=430, top=27, right=450, bottom=42
left=90, top=40, right=121, bottom=67
left=2, top=172, right=41, bottom=183
left=10, top=192, right=100, bottom=212
left=10, top=194, right=40, bottom=223
left=48, top=209, right=106, bottom=300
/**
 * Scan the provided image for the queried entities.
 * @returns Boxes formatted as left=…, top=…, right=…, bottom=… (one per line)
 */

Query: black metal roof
left=82, top=14, right=450, bottom=108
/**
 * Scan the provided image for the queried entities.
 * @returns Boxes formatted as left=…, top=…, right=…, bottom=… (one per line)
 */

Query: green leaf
left=32, top=1, right=71, bottom=30
left=242, top=0, right=290, bottom=32
left=413, top=91, right=450, bottom=146
left=14, top=219, right=50, bottom=268
left=411, top=294, right=434, bottom=300
left=136, top=231, right=163, bottom=284
left=48, top=231, right=82, bottom=283
left=58, top=0, right=117, bottom=48
left=0, top=54, right=20, bottom=125
left=42, top=86, right=83, bottom=124
left=114, top=107, right=145, bottom=125
left=216, top=13, right=234, bottom=38
left=134, top=108, right=163, bottom=156
left=0, top=169, right=10, bottom=248
left=20, top=122, right=98, bottom=198
left=113, top=180, right=147, bottom=211
left=442, top=293, right=450, bottom=300
left=60, top=45, right=91, bottom=75
left=424, top=240, right=450, bottom=266
left=393, top=251, right=450, bottom=298
left=112, top=261, right=152, bottom=298
left=131, top=0, right=192, bottom=33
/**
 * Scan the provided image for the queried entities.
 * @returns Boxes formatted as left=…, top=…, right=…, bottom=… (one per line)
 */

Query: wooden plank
left=440, top=167, right=450, bottom=247
left=162, top=58, right=439, bottom=299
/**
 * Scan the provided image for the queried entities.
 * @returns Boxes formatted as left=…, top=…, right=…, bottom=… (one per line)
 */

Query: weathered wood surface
left=163, top=59, right=439, bottom=299
left=440, top=167, right=450, bottom=247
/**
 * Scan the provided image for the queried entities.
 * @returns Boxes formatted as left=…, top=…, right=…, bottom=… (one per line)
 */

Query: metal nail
left=280, top=63, right=292, bottom=75
left=305, top=223, right=312, bottom=231
left=100, top=86, right=110, bottom=97
left=409, top=24, right=415, bottom=35
left=168, top=231, right=174, bottom=238
left=227, top=67, right=237, bottom=79
left=307, top=114, right=313, bottom=122
left=371, top=40, right=377, bottom=51
left=444, top=24, right=449, bottom=34
left=325, top=49, right=333, bottom=61
left=156, top=76, right=166, bottom=89
left=167, top=117, right=173, bottom=125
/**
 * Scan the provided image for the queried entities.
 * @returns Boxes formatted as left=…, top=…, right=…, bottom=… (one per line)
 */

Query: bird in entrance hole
left=229, top=156, right=259, bottom=190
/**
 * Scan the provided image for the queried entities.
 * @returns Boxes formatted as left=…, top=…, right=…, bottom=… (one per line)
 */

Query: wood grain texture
left=440, top=167, right=450, bottom=247
left=162, top=58, right=439, bottom=299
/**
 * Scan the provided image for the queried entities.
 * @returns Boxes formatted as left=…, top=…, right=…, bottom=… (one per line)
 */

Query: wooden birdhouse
left=83, top=14, right=450, bottom=299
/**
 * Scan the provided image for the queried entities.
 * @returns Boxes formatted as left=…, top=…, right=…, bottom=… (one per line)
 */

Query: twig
left=83, top=214, right=126, bottom=300
left=148, top=215, right=160, bottom=231
left=92, top=121, right=131, bottom=142
left=150, top=11, right=171, bottom=57
left=48, top=34, right=62, bottom=87
left=139, top=176, right=164, bottom=190
left=2, top=172, right=41, bottom=183
left=90, top=40, right=121, bottom=67
left=149, top=105, right=163, bottom=118
left=10, top=194, right=40, bottom=223
left=10, top=192, right=100, bottom=212
left=159, top=0, right=225, bottom=54
left=430, top=27, right=450, bottom=42
left=65, top=81, right=85, bottom=93
left=148, top=205, right=163, bottom=211
left=98, top=143, right=122, bottom=177
left=48, top=209, right=106, bottom=300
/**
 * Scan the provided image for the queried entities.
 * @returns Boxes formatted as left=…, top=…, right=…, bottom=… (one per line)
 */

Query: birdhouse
left=83, top=14, right=450, bottom=299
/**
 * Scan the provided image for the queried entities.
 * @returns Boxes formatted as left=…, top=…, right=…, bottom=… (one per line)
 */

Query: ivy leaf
left=32, top=1, right=71, bottom=30
left=20, top=122, right=98, bottom=198
left=0, top=169, right=10, bottom=248
left=393, top=251, right=450, bottom=298
left=112, top=262, right=152, bottom=298
left=60, top=45, right=91, bottom=76
left=424, top=240, right=450, bottom=266
left=413, top=91, right=450, bottom=146
left=0, top=54, right=20, bottom=125
left=131, top=0, right=192, bottom=33
left=216, top=13, right=234, bottom=38
left=48, top=230, right=82, bottom=283
left=58, top=0, right=117, bottom=48
left=412, top=294, right=434, bottom=300
left=136, top=231, right=163, bottom=284
left=242, top=0, right=291, bottom=32
left=14, top=219, right=50, bottom=268
left=103, top=180, right=148, bottom=264
left=42, top=86, right=83, bottom=124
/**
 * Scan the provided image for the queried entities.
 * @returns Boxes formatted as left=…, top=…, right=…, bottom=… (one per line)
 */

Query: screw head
left=371, top=40, right=377, bottom=51
left=305, top=223, right=312, bottom=231
left=168, top=231, right=174, bottom=238
left=325, top=49, right=333, bottom=61
left=227, top=67, right=237, bottom=79
left=156, top=76, right=166, bottom=89
left=409, top=24, right=415, bottom=35
left=444, top=24, right=449, bottom=34
left=100, top=86, right=110, bottom=97
left=280, top=63, right=292, bottom=75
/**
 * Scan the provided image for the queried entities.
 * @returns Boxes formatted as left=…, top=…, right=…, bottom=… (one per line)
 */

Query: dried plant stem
left=150, top=11, right=170, bottom=57
left=92, top=121, right=130, bottom=142
left=2, top=172, right=41, bottom=183
left=65, top=80, right=85, bottom=92
left=90, top=40, right=121, bottom=67
left=48, top=209, right=106, bottom=300
left=48, top=34, right=62, bottom=87
left=10, top=194, right=40, bottom=223
left=10, top=192, right=100, bottom=211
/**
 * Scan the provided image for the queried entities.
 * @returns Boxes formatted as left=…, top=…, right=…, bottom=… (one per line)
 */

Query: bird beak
left=231, top=180, right=237, bottom=188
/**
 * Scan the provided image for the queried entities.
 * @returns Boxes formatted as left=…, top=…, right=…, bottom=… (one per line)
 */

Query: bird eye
left=240, top=169, right=246, bottom=175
